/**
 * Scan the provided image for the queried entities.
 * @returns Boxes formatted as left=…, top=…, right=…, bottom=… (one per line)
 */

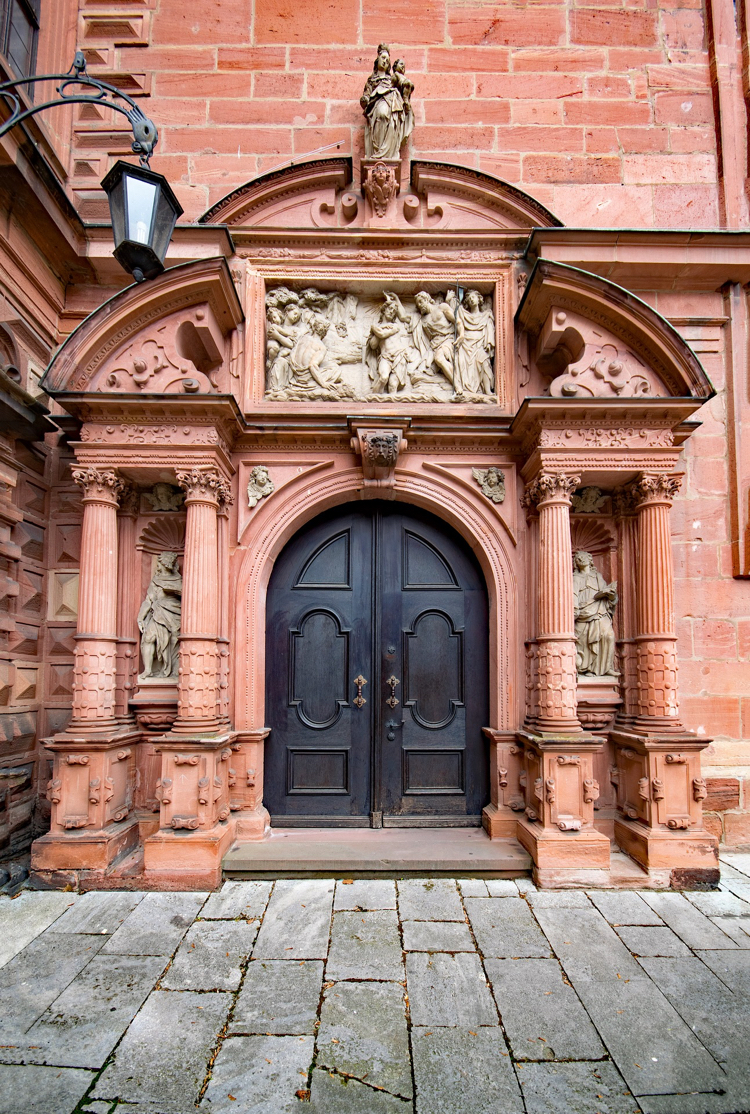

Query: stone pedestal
left=482, top=728, right=525, bottom=838
left=576, top=676, right=622, bottom=732
left=231, top=729, right=271, bottom=840
left=130, top=676, right=179, bottom=733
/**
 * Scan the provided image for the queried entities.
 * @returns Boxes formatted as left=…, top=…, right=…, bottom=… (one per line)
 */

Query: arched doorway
left=264, top=501, right=490, bottom=827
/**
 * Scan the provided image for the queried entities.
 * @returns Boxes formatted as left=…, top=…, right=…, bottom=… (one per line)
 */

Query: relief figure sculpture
left=454, top=289, right=495, bottom=398
left=284, top=315, right=353, bottom=400
left=360, top=44, right=414, bottom=160
left=412, top=291, right=457, bottom=387
left=138, top=551, right=182, bottom=679
left=572, top=550, right=618, bottom=677
left=367, top=292, right=424, bottom=394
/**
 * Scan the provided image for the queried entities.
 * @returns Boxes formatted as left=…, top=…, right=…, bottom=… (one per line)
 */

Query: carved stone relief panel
left=263, top=284, right=496, bottom=404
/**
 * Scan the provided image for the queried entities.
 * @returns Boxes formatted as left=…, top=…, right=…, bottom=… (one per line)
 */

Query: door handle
left=386, top=675, right=400, bottom=708
left=353, top=674, right=367, bottom=708
left=386, top=719, right=403, bottom=742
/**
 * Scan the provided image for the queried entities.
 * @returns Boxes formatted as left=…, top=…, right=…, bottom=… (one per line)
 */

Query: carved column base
left=482, top=728, right=525, bottom=838
left=30, top=729, right=141, bottom=876
left=228, top=729, right=270, bottom=814
left=576, top=676, right=622, bottom=732
left=516, top=818, right=612, bottom=887
left=143, top=824, right=233, bottom=890
left=611, top=728, right=719, bottom=884
left=130, top=677, right=179, bottom=734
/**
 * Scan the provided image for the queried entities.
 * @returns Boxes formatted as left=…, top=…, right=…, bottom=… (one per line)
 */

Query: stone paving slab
left=708, top=915, right=750, bottom=946
left=695, top=948, right=750, bottom=995
left=231, top=959, right=324, bottom=1035
left=326, top=909, right=403, bottom=981
left=406, top=952, right=497, bottom=1027
left=50, top=891, right=144, bottom=936
left=402, top=919, right=474, bottom=952
left=253, top=879, right=334, bottom=960
left=317, top=980, right=412, bottom=1099
left=397, top=878, right=464, bottom=921
left=526, top=889, right=592, bottom=908
left=614, top=926, right=692, bottom=957
left=18, top=954, right=167, bottom=1069
left=0, top=892, right=77, bottom=969
left=458, top=878, right=489, bottom=897
left=485, top=879, right=518, bottom=897
left=587, top=892, right=664, bottom=926
left=200, top=880, right=271, bottom=920
left=411, top=1026, right=523, bottom=1113
left=687, top=890, right=750, bottom=917
left=638, top=892, right=739, bottom=950
left=102, top=892, right=207, bottom=956
left=307, top=1069, right=407, bottom=1112
left=719, top=852, right=750, bottom=879
left=199, top=1034, right=313, bottom=1112
left=515, top=1061, right=639, bottom=1114
left=162, top=920, right=257, bottom=991
left=485, top=958, right=606, bottom=1062
left=0, top=932, right=107, bottom=1043
left=465, top=896, right=552, bottom=958
left=93, top=990, right=230, bottom=1112
left=333, top=879, right=397, bottom=910
left=0, top=1063, right=95, bottom=1114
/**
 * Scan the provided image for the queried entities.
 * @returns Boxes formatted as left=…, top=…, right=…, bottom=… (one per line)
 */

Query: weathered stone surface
left=93, top=990, right=230, bottom=1111
left=695, top=949, right=750, bottom=995
left=614, top=926, right=691, bottom=957
left=406, top=952, right=496, bottom=1027
left=317, top=981, right=412, bottom=1099
left=333, top=879, right=397, bottom=910
left=0, top=933, right=106, bottom=1042
left=708, top=916, right=750, bottom=945
left=102, top=892, right=207, bottom=956
left=533, top=907, right=726, bottom=1097
left=719, top=878, right=750, bottom=902
left=411, top=1026, right=523, bottom=1113
left=162, top=920, right=256, bottom=991
left=686, top=890, right=750, bottom=917
left=458, top=878, right=489, bottom=897
left=397, top=878, right=464, bottom=921
left=465, top=897, right=551, bottom=958
left=516, top=1061, right=637, bottom=1114
left=0, top=892, right=78, bottom=969
left=326, top=909, right=403, bottom=981
left=719, top=853, right=750, bottom=879
left=307, top=1068, right=405, bottom=1112
left=20, top=954, right=166, bottom=1069
left=485, top=958, right=605, bottom=1061
left=639, top=892, right=739, bottom=950
left=49, top=891, right=144, bottom=936
left=485, top=879, right=518, bottom=897
left=201, top=880, right=272, bottom=920
left=402, top=919, right=474, bottom=952
left=231, top=960, right=323, bottom=1035
left=199, top=1035, right=313, bottom=1113
left=253, top=880, right=334, bottom=960
left=515, top=878, right=538, bottom=894
left=587, top=891, right=664, bottom=926
left=526, top=889, right=592, bottom=908
left=0, top=1064, right=94, bottom=1114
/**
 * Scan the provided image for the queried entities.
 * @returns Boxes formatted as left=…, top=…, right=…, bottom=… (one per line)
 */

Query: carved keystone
left=349, top=418, right=409, bottom=495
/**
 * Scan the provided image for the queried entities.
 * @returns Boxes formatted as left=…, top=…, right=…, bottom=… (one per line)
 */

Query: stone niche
left=262, top=280, right=498, bottom=404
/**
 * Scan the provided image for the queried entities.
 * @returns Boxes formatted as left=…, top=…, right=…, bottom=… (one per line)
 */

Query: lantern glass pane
left=151, top=188, right=179, bottom=260
left=107, top=174, right=126, bottom=247
left=124, top=176, right=158, bottom=246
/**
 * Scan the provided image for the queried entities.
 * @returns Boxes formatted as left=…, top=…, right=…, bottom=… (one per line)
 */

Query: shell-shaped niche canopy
left=570, top=518, right=615, bottom=559
left=137, top=517, right=185, bottom=556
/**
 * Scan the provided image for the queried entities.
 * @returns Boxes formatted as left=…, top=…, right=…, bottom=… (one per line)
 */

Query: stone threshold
left=223, top=827, right=532, bottom=878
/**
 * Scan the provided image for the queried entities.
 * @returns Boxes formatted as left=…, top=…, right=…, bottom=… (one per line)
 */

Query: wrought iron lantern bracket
left=0, top=51, right=158, bottom=165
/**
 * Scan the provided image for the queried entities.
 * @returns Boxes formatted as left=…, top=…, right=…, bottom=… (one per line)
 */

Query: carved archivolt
left=263, top=284, right=496, bottom=404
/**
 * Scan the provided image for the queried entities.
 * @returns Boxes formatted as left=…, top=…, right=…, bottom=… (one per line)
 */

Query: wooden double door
left=265, top=502, right=489, bottom=826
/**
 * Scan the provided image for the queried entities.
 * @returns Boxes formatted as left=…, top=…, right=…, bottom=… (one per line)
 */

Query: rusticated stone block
left=724, top=810, right=750, bottom=848
left=703, top=777, right=740, bottom=812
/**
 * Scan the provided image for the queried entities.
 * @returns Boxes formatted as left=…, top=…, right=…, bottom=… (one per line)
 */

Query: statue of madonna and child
left=360, top=44, right=414, bottom=159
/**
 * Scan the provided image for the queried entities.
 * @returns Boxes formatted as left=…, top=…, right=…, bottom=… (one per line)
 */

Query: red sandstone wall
left=72, top=0, right=725, bottom=227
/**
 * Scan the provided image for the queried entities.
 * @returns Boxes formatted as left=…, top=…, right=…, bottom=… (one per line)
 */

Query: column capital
left=522, top=471, right=581, bottom=511
left=632, top=472, right=683, bottom=509
left=117, top=482, right=140, bottom=518
left=176, top=467, right=224, bottom=506
left=72, top=467, right=124, bottom=505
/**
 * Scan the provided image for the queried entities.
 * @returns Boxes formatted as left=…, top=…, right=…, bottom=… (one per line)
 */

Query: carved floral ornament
left=522, top=472, right=581, bottom=510
left=72, top=467, right=124, bottom=502
left=175, top=467, right=232, bottom=506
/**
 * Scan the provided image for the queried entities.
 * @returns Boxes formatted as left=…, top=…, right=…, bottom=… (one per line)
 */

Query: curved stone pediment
left=517, top=259, right=713, bottom=401
left=42, top=258, right=244, bottom=396
left=199, top=157, right=561, bottom=232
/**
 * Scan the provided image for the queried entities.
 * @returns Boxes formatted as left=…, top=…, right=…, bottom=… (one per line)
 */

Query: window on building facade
left=1, top=0, right=39, bottom=80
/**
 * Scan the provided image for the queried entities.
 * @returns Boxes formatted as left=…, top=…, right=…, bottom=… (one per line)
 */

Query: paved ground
left=1, top=857, right=750, bottom=1114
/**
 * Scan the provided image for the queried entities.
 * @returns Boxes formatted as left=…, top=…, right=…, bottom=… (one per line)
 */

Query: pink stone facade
left=0, top=0, right=748, bottom=887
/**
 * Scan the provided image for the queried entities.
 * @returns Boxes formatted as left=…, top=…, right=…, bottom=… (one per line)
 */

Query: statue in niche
left=247, top=466, right=275, bottom=509
left=412, top=291, right=457, bottom=387
left=472, top=467, right=506, bottom=504
left=367, top=292, right=424, bottom=394
left=138, top=552, right=182, bottom=679
left=572, top=550, right=618, bottom=677
left=360, top=44, right=414, bottom=160
left=454, top=290, right=495, bottom=397
left=145, top=483, right=184, bottom=512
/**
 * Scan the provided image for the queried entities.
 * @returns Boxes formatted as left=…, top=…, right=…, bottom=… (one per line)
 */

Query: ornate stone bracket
left=362, top=159, right=401, bottom=221
left=349, top=418, right=409, bottom=496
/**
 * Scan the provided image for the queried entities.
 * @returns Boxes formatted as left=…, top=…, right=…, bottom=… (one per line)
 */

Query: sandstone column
left=172, top=467, right=226, bottom=734
left=633, top=473, right=683, bottom=731
left=115, top=483, right=139, bottom=722
left=70, top=467, right=123, bottom=731
left=524, top=471, right=582, bottom=733
left=216, top=488, right=232, bottom=726
left=613, top=487, right=640, bottom=723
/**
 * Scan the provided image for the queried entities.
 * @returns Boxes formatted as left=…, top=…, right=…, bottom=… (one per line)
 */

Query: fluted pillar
left=216, top=488, right=232, bottom=726
left=633, top=473, right=683, bottom=730
left=115, top=484, right=140, bottom=722
left=524, top=471, right=582, bottom=733
left=70, top=467, right=123, bottom=731
left=613, top=487, right=639, bottom=723
left=172, top=467, right=227, bottom=734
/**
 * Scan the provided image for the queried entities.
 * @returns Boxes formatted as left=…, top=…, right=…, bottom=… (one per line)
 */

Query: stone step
left=222, top=827, right=532, bottom=878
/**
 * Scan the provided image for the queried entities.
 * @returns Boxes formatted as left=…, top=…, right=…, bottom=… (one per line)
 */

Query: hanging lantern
left=101, top=160, right=183, bottom=282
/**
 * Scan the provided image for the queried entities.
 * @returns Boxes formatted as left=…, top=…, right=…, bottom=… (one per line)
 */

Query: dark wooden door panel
left=264, top=502, right=489, bottom=826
